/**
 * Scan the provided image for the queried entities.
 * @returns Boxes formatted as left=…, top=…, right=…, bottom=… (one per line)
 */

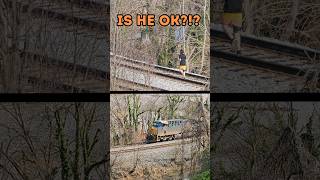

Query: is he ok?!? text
left=117, top=14, right=201, bottom=26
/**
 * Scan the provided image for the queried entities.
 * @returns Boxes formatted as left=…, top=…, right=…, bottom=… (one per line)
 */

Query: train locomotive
left=146, top=119, right=192, bottom=143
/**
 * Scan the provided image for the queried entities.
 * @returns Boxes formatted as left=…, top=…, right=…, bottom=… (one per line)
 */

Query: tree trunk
left=283, top=0, right=300, bottom=41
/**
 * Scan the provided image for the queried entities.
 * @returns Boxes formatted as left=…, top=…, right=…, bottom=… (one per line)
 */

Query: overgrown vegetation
left=111, top=94, right=210, bottom=179
left=111, top=0, right=210, bottom=76
left=0, top=103, right=107, bottom=179
left=191, top=170, right=210, bottom=180
left=212, top=102, right=320, bottom=179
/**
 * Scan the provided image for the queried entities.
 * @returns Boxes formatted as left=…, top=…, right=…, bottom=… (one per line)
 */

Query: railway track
left=20, top=0, right=209, bottom=91
left=22, top=51, right=107, bottom=92
left=211, top=24, right=320, bottom=92
left=111, top=138, right=193, bottom=154
left=4, top=0, right=108, bottom=92
left=213, top=58, right=306, bottom=92
left=111, top=53, right=209, bottom=91
left=29, top=0, right=108, bottom=32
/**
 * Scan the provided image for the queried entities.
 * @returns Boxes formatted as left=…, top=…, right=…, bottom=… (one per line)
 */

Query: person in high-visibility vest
left=179, top=49, right=187, bottom=77
left=222, top=0, right=243, bottom=55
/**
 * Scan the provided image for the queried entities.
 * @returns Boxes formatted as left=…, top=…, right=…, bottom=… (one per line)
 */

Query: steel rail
left=111, top=53, right=209, bottom=86
left=21, top=51, right=107, bottom=92
left=211, top=49, right=306, bottom=77
left=12, top=0, right=107, bottom=32
left=211, top=25, right=320, bottom=80
left=211, top=24, right=320, bottom=58
left=21, top=51, right=107, bottom=80
left=111, top=138, right=193, bottom=154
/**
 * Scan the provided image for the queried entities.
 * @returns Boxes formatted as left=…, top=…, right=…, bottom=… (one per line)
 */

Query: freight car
left=146, top=119, right=192, bottom=143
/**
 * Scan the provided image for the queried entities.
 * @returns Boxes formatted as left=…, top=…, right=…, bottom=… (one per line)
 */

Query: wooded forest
left=110, top=94, right=209, bottom=146
left=212, top=102, right=320, bottom=179
left=111, top=0, right=210, bottom=76
left=110, top=94, right=210, bottom=179
left=0, top=103, right=108, bottom=180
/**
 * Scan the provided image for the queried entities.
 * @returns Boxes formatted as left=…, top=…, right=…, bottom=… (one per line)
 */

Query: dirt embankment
left=112, top=161, right=198, bottom=180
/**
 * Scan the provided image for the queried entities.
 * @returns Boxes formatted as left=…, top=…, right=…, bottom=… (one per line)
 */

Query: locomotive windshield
left=153, top=121, right=163, bottom=128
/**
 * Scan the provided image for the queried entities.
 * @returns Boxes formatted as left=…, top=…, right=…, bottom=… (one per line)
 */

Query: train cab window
left=153, top=121, right=163, bottom=128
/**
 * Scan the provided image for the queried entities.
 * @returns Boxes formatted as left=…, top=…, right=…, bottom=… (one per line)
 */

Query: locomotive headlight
left=147, top=126, right=157, bottom=135
left=146, top=126, right=158, bottom=143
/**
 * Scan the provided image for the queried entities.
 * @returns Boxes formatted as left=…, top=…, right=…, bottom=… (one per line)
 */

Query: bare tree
left=0, top=102, right=107, bottom=180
